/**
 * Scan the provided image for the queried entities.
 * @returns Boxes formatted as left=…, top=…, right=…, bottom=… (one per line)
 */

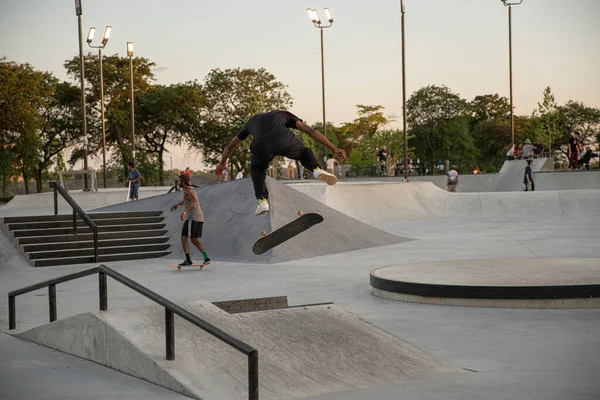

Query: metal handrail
left=49, top=181, right=99, bottom=262
left=8, top=264, right=259, bottom=399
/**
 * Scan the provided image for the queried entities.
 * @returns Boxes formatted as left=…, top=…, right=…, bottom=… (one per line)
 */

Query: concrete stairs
left=2, top=211, right=171, bottom=267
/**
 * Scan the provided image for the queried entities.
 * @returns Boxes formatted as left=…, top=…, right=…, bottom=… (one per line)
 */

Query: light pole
left=87, top=26, right=111, bottom=188
left=401, top=0, right=408, bottom=182
left=127, top=42, right=135, bottom=163
left=502, top=0, right=522, bottom=147
left=74, top=0, right=89, bottom=191
left=306, top=7, right=334, bottom=163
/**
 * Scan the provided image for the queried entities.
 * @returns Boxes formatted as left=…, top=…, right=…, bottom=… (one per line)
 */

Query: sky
left=1, top=0, right=599, bottom=171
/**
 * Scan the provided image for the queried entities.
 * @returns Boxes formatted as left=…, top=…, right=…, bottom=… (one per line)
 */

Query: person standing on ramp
left=170, top=173, right=211, bottom=266
left=215, top=110, right=347, bottom=215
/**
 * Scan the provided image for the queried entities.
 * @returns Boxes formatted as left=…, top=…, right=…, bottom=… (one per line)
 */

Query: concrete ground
left=1, top=178, right=600, bottom=399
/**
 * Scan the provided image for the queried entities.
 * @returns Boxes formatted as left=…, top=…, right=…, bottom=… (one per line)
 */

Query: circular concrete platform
left=370, top=258, right=600, bottom=309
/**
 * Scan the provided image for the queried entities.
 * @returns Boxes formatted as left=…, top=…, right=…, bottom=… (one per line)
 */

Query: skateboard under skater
left=252, top=211, right=324, bottom=255
left=169, top=262, right=210, bottom=272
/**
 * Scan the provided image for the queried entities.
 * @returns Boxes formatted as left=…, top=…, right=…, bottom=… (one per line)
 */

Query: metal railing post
left=248, top=350, right=259, bottom=400
left=73, top=209, right=77, bottom=234
left=93, top=229, right=99, bottom=262
left=53, top=187, right=58, bottom=215
left=99, top=271, right=107, bottom=311
left=9, top=295, right=16, bottom=330
left=166, top=309, right=175, bottom=360
left=49, top=284, right=57, bottom=322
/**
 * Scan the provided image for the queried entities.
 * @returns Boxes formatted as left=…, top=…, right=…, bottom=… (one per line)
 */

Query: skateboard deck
left=169, top=262, right=210, bottom=272
left=252, top=212, right=324, bottom=255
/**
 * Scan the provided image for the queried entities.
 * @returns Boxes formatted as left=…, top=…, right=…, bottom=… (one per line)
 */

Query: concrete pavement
left=1, top=176, right=600, bottom=399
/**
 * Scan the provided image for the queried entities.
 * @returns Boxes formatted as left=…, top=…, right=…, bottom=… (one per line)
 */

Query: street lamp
left=74, top=0, right=89, bottom=191
left=501, top=0, right=523, bottom=147
left=87, top=26, right=111, bottom=188
left=127, top=42, right=135, bottom=163
left=400, top=0, right=408, bottom=182
left=306, top=7, right=334, bottom=163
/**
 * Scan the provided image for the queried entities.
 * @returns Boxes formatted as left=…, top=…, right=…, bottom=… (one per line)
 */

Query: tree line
left=2, top=55, right=599, bottom=196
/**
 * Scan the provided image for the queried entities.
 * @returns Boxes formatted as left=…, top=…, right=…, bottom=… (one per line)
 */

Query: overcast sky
left=1, top=0, right=598, bottom=171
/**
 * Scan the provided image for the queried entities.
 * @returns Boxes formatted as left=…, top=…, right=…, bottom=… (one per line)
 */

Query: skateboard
left=252, top=211, right=324, bottom=255
left=169, top=262, right=210, bottom=272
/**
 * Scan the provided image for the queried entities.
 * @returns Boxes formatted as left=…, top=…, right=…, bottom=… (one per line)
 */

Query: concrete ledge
left=370, top=258, right=600, bottom=309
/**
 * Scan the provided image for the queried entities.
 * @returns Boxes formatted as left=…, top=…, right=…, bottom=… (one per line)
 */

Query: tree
left=136, top=82, right=204, bottom=184
left=0, top=59, right=50, bottom=193
left=348, top=129, right=413, bottom=175
left=34, top=80, right=81, bottom=192
left=190, top=68, right=293, bottom=172
left=407, top=85, right=470, bottom=128
left=406, top=85, right=474, bottom=167
left=555, top=101, right=600, bottom=156
left=532, top=87, right=560, bottom=155
left=470, top=94, right=510, bottom=123
left=64, top=54, right=156, bottom=181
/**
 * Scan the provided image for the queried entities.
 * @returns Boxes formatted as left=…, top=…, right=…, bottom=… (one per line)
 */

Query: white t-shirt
left=507, top=147, right=514, bottom=157
left=326, top=158, right=336, bottom=169
left=447, top=170, right=459, bottom=184
left=235, top=172, right=244, bottom=180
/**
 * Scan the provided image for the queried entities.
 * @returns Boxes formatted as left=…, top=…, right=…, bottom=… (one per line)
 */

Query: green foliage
left=64, top=53, right=156, bottom=170
left=136, top=82, right=204, bottom=184
left=348, top=129, right=413, bottom=173
left=407, top=85, right=475, bottom=165
left=470, top=94, right=510, bottom=123
left=191, top=67, right=293, bottom=171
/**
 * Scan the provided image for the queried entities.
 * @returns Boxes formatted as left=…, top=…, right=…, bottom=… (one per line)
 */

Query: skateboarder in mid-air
left=215, top=110, right=347, bottom=215
left=170, top=173, right=211, bottom=266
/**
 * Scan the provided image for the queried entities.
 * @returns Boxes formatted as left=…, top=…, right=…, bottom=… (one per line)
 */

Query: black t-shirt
left=236, top=111, right=302, bottom=152
left=524, top=165, right=533, bottom=183
left=568, top=137, right=579, bottom=152
left=378, top=149, right=388, bottom=161
left=534, top=143, right=543, bottom=154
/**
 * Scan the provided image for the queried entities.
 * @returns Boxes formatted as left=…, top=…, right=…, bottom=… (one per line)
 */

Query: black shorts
left=182, top=220, right=203, bottom=238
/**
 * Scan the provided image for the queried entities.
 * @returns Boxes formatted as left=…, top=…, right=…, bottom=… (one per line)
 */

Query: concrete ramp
left=95, top=178, right=409, bottom=263
left=16, top=302, right=457, bottom=400
left=291, top=181, right=600, bottom=223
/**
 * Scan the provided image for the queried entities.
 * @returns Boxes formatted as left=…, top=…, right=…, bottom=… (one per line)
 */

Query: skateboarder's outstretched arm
left=295, top=121, right=347, bottom=162
left=216, top=137, right=242, bottom=177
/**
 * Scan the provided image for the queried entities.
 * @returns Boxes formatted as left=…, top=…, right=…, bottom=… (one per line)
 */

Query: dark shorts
left=182, top=220, right=203, bottom=238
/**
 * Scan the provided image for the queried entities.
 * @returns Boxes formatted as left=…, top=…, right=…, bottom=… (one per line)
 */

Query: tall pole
left=401, top=0, right=408, bottom=181
left=75, top=1, right=89, bottom=191
left=320, top=28, right=327, bottom=162
left=128, top=52, right=135, bottom=163
left=99, top=48, right=107, bottom=188
left=508, top=4, right=514, bottom=147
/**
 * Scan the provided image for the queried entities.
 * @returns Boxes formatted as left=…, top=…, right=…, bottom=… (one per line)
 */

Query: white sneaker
left=313, top=169, right=338, bottom=185
left=255, top=199, right=269, bottom=216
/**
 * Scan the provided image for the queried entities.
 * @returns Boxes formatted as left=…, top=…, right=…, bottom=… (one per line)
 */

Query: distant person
left=533, top=138, right=544, bottom=158
left=514, top=142, right=523, bottom=159
left=285, top=158, right=297, bottom=179
left=377, top=146, right=388, bottom=173
left=506, top=144, right=515, bottom=160
left=236, top=168, right=245, bottom=180
left=326, top=154, right=339, bottom=175
left=184, top=167, right=191, bottom=180
left=524, top=159, right=534, bottom=191
left=215, top=110, right=346, bottom=216
left=217, top=169, right=228, bottom=183
left=522, top=139, right=535, bottom=159
left=126, top=162, right=141, bottom=201
left=170, top=172, right=210, bottom=267
left=578, top=146, right=599, bottom=170
left=447, top=166, right=459, bottom=192
left=568, top=131, right=580, bottom=170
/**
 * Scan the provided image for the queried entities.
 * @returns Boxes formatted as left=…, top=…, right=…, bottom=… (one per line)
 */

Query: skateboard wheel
left=261, top=231, right=267, bottom=237
left=297, top=210, right=303, bottom=216
left=177, top=267, right=181, bottom=272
